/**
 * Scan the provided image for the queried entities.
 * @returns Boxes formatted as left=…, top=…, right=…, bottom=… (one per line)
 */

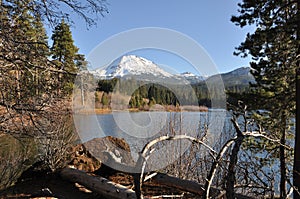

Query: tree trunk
left=60, top=168, right=136, bottom=199
left=150, top=173, right=254, bottom=199
left=280, top=121, right=287, bottom=199
left=295, top=65, right=300, bottom=198
left=226, top=136, right=244, bottom=199
left=151, top=173, right=206, bottom=196
left=226, top=118, right=245, bottom=199
left=203, top=139, right=236, bottom=198
left=294, top=1, right=300, bottom=198
left=80, top=75, right=85, bottom=106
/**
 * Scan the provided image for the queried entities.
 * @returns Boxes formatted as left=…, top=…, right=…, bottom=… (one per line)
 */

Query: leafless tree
left=0, top=0, right=108, bottom=189
left=35, top=112, right=77, bottom=172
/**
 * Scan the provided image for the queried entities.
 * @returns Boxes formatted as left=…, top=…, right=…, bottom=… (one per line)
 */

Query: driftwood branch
left=150, top=194, right=184, bottom=198
left=151, top=173, right=206, bottom=196
left=60, top=168, right=137, bottom=199
left=61, top=167, right=255, bottom=199
left=135, top=135, right=218, bottom=199
left=149, top=172, right=254, bottom=199
left=203, top=138, right=237, bottom=198
left=140, top=135, right=217, bottom=157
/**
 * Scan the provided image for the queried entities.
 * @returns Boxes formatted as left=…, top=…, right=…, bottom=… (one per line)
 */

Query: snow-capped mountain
left=179, top=72, right=206, bottom=83
left=91, top=55, right=253, bottom=86
left=93, top=55, right=173, bottom=79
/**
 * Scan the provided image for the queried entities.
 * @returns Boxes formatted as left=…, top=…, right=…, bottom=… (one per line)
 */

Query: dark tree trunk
left=226, top=136, right=244, bottom=199
left=280, top=120, right=287, bottom=199
left=294, top=53, right=300, bottom=199
left=295, top=68, right=300, bottom=198
left=226, top=118, right=245, bottom=199
left=294, top=1, right=300, bottom=198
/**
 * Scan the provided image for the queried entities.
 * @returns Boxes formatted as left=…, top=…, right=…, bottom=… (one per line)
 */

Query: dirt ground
left=0, top=138, right=198, bottom=199
left=0, top=169, right=198, bottom=199
left=0, top=170, right=104, bottom=199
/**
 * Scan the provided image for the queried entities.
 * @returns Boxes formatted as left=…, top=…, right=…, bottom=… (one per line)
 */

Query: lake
left=74, top=110, right=230, bottom=171
left=74, top=110, right=228, bottom=149
left=74, top=110, right=292, bottom=195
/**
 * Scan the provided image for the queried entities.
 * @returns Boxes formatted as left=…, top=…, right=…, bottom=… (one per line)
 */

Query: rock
left=68, top=136, right=134, bottom=174
left=68, top=144, right=101, bottom=172
left=84, top=136, right=134, bottom=166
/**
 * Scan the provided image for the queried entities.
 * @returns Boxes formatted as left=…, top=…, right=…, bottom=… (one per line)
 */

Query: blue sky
left=67, top=0, right=254, bottom=75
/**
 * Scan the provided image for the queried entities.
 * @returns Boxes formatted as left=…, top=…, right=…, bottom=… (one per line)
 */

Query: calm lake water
left=74, top=110, right=293, bottom=194
left=74, top=110, right=228, bottom=171
left=74, top=110, right=228, bottom=152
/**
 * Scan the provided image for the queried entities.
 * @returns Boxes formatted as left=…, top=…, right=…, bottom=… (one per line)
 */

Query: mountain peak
left=91, top=55, right=252, bottom=86
left=181, top=72, right=195, bottom=77
left=94, top=55, right=173, bottom=79
left=225, top=66, right=251, bottom=76
left=120, top=55, right=154, bottom=65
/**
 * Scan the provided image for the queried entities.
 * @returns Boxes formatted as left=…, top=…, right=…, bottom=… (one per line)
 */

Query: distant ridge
left=91, top=55, right=254, bottom=86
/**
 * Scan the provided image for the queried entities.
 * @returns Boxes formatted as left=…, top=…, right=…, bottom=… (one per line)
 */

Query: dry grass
left=0, top=134, right=36, bottom=190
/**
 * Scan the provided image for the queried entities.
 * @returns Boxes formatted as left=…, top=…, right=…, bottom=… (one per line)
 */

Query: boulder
left=84, top=136, right=134, bottom=165
left=68, top=136, right=134, bottom=173
left=68, top=144, right=101, bottom=172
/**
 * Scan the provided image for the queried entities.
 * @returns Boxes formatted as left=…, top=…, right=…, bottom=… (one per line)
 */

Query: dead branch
left=203, top=138, right=237, bottom=198
left=60, top=168, right=137, bottom=199
left=140, top=135, right=216, bottom=157
left=150, top=173, right=206, bottom=196
left=226, top=116, right=245, bottom=199
left=148, top=172, right=254, bottom=199
left=135, top=135, right=218, bottom=199
left=149, top=194, right=185, bottom=198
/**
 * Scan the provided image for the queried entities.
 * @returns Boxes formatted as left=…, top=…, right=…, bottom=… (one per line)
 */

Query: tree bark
left=60, top=168, right=137, bottom=199
left=295, top=65, right=300, bottom=198
left=150, top=172, right=254, bottom=199
left=60, top=168, right=256, bottom=199
left=151, top=173, right=206, bottom=196
left=294, top=1, right=300, bottom=198
left=203, top=138, right=236, bottom=198
left=280, top=118, right=287, bottom=199
left=225, top=118, right=244, bottom=199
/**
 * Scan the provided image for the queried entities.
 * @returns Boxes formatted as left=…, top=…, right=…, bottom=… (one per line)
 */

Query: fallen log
left=61, top=166, right=254, bottom=199
left=150, top=173, right=209, bottom=196
left=149, top=173, right=254, bottom=199
left=60, top=168, right=136, bottom=199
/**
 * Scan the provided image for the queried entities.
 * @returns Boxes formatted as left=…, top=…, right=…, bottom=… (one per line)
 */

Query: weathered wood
left=60, top=168, right=136, bottom=199
left=226, top=117, right=245, bottom=199
left=137, top=135, right=217, bottom=199
left=150, top=173, right=208, bottom=196
left=204, top=138, right=236, bottom=198
left=150, top=172, right=254, bottom=199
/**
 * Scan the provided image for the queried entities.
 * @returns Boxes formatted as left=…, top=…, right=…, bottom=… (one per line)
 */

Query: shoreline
left=74, top=105, right=209, bottom=115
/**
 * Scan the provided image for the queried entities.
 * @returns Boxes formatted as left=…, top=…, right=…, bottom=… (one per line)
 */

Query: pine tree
left=51, top=20, right=78, bottom=70
left=51, top=20, right=79, bottom=94
left=101, top=92, right=109, bottom=107
left=149, top=97, right=156, bottom=107
left=26, top=13, right=50, bottom=96
left=232, top=1, right=298, bottom=198
left=1, top=0, right=50, bottom=101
